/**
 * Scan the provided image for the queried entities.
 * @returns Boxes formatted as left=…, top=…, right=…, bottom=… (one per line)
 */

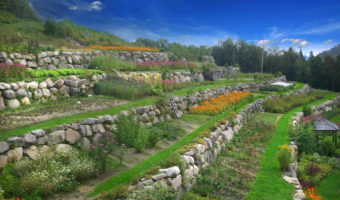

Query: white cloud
left=296, top=21, right=340, bottom=35
left=88, top=1, right=103, bottom=11
left=281, top=38, right=289, bottom=43
left=323, top=39, right=333, bottom=44
left=292, top=39, right=302, bottom=45
left=299, top=40, right=309, bottom=47
left=68, top=5, right=77, bottom=10
left=257, top=39, right=270, bottom=46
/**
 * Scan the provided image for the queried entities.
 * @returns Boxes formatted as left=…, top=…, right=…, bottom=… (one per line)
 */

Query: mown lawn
left=246, top=93, right=337, bottom=200
left=318, top=171, right=340, bottom=200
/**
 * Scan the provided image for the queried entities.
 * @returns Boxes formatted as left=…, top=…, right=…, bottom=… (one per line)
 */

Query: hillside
left=318, top=44, right=340, bottom=58
left=0, top=0, right=128, bottom=50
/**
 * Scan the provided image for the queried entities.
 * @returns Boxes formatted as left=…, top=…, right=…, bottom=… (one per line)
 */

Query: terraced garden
left=0, top=49, right=339, bottom=200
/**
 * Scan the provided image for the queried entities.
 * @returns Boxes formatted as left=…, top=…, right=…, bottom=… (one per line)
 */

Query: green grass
left=0, top=97, right=159, bottom=140
left=253, top=113, right=280, bottom=124
left=318, top=171, right=340, bottom=200
left=89, top=96, right=262, bottom=196
left=246, top=93, right=337, bottom=200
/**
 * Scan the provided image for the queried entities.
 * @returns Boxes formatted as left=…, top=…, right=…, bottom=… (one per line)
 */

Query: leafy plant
left=129, top=183, right=178, bottom=200
left=320, top=138, right=336, bottom=156
left=90, top=131, right=116, bottom=171
left=302, top=106, right=312, bottom=117
left=277, top=144, right=293, bottom=170
left=0, top=63, right=27, bottom=82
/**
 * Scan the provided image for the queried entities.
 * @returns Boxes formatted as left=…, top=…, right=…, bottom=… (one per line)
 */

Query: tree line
left=211, top=38, right=340, bottom=92
left=0, top=0, right=40, bottom=22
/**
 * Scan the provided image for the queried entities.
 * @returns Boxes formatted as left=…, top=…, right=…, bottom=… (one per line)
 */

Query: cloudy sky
left=29, top=0, right=340, bottom=55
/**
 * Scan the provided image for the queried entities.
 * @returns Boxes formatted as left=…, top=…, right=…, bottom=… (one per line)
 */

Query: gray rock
left=45, top=78, right=54, bottom=88
left=23, top=145, right=39, bottom=160
left=39, top=82, right=47, bottom=89
left=0, top=97, right=5, bottom=110
left=138, top=179, right=153, bottom=188
left=59, top=85, right=70, bottom=95
left=33, top=89, right=43, bottom=99
left=48, top=130, right=65, bottom=145
left=3, top=90, right=16, bottom=99
left=203, top=137, right=213, bottom=148
left=28, top=81, right=38, bottom=89
left=55, top=144, right=73, bottom=152
left=31, top=129, right=45, bottom=137
left=152, top=173, right=167, bottom=181
left=8, top=136, right=25, bottom=147
left=42, top=88, right=50, bottom=97
left=140, top=113, right=150, bottom=122
left=81, top=118, right=99, bottom=125
left=167, top=175, right=182, bottom=190
left=159, top=166, right=180, bottom=177
left=0, top=155, right=7, bottom=168
left=7, top=147, right=23, bottom=162
left=10, top=83, right=19, bottom=91
left=21, top=97, right=30, bottom=105
left=65, top=128, right=81, bottom=144
left=37, top=136, right=48, bottom=145
left=8, top=99, right=20, bottom=109
left=181, top=155, right=194, bottom=165
left=24, top=133, right=37, bottom=145
left=97, top=124, right=106, bottom=133
left=0, top=141, right=9, bottom=154
left=0, top=82, right=10, bottom=90
left=69, top=87, right=80, bottom=96
left=80, top=137, right=91, bottom=151
left=54, top=79, right=64, bottom=88
left=93, top=133, right=103, bottom=146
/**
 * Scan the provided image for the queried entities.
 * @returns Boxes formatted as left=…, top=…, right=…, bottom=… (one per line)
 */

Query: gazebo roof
left=314, top=117, right=339, bottom=131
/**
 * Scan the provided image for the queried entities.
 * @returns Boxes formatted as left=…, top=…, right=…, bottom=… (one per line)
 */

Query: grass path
left=88, top=96, right=263, bottom=196
left=318, top=171, right=340, bottom=200
left=246, top=93, right=337, bottom=200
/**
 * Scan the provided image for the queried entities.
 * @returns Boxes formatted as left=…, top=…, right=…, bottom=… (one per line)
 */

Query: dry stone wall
left=0, top=73, right=106, bottom=110
left=0, top=76, right=286, bottom=169
left=0, top=51, right=169, bottom=69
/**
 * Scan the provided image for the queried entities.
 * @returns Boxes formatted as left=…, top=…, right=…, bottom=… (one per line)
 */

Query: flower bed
left=0, top=63, right=27, bottom=82
left=189, top=91, right=252, bottom=115
left=87, top=45, right=159, bottom=52
left=136, top=61, right=196, bottom=69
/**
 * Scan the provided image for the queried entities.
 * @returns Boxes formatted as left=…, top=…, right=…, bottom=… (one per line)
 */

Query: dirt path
left=0, top=98, right=128, bottom=131
left=49, top=121, right=199, bottom=200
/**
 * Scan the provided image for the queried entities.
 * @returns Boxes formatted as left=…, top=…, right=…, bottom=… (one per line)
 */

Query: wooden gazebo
left=313, top=117, right=339, bottom=145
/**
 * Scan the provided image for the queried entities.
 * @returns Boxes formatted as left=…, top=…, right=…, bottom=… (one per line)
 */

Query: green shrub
left=260, top=85, right=292, bottom=92
left=147, top=128, right=160, bottom=148
left=90, top=55, right=136, bottom=72
left=296, top=125, right=317, bottom=154
left=263, top=94, right=319, bottom=113
left=183, top=192, right=204, bottom=200
left=0, top=185, right=3, bottom=200
left=277, top=144, right=293, bottom=170
left=320, top=138, right=336, bottom=156
left=128, top=184, right=178, bottom=200
left=94, top=77, right=153, bottom=100
left=114, top=114, right=148, bottom=152
left=302, top=106, right=312, bottom=117
left=0, top=147, right=96, bottom=198
left=99, top=185, right=129, bottom=200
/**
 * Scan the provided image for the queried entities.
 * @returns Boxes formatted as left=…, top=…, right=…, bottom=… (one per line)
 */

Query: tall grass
left=90, top=56, right=136, bottom=72
left=93, top=77, right=152, bottom=100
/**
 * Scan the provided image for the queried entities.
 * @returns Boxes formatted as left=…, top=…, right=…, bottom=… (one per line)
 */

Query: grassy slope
left=0, top=11, right=126, bottom=49
left=89, top=97, right=262, bottom=196
left=318, top=171, right=340, bottom=200
left=246, top=93, right=337, bottom=200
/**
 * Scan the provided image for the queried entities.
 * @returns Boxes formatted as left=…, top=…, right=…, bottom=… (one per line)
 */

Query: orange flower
left=87, top=45, right=159, bottom=52
left=304, top=186, right=322, bottom=200
left=189, top=91, right=251, bottom=115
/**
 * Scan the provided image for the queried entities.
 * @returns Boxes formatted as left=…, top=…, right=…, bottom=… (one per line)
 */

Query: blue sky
left=29, top=0, right=340, bottom=55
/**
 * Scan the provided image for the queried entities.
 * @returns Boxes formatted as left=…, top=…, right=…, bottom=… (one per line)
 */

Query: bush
left=90, top=55, right=136, bottom=72
left=0, top=147, right=96, bottom=198
left=320, top=138, right=336, bottom=156
left=114, top=114, right=148, bottom=152
left=90, top=131, right=116, bottom=171
left=0, top=63, right=27, bottom=82
left=147, top=128, right=160, bottom=148
left=303, top=106, right=312, bottom=117
left=0, top=185, right=3, bottom=200
left=128, top=184, right=178, bottom=200
left=94, top=76, right=153, bottom=100
left=99, top=185, right=129, bottom=200
left=296, top=125, right=317, bottom=154
left=277, top=144, right=293, bottom=170
left=263, top=94, right=319, bottom=113
left=260, top=85, right=292, bottom=92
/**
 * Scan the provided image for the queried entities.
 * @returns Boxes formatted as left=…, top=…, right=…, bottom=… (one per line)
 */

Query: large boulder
left=31, top=129, right=45, bottom=137
left=159, top=166, right=180, bottom=177
left=7, top=136, right=25, bottom=147
left=8, top=99, right=20, bottom=109
left=24, top=133, right=37, bottom=145
left=0, top=141, right=9, bottom=154
left=16, top=88, right=27, bottom=98
left=3, top=90, right=16, bottom=99
left=0, top=155, right=7, bottom=168
left=65, top=128, right=81, bottom=144
left=48, top=130, right=65, bottom=145
left=55, top=144, right=73, bottom=152
left=23, top=145, right=39, bottom=160
left=7, top=147, right=23, bottom=162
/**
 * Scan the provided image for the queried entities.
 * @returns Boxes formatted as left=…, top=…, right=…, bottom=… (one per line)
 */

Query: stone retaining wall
left=0, top=51, right=169, bottom=69
left=0, top=76, right=286, bottom=169
left=0, top=73, right=106, bottom=110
